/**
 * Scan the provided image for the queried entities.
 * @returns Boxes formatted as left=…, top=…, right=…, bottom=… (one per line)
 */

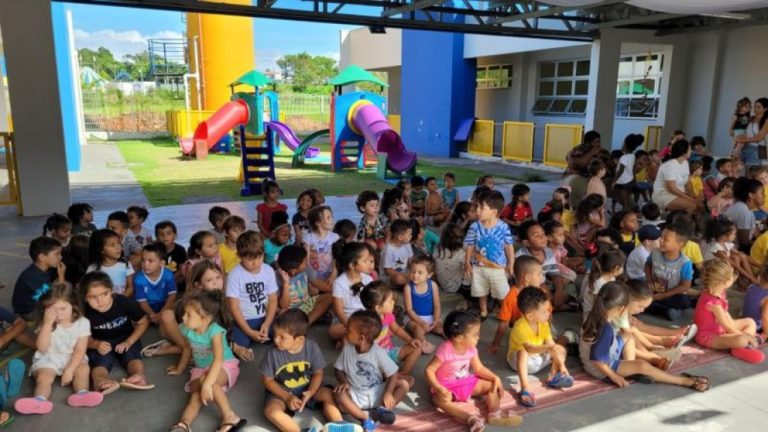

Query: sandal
left=141, top=339, right=170, bottom=358
left=169, top=421, right=191, bottom=432
left=0, top=411, right=14, bottom=428
left=675, top=324, right=698, bottom=349
left=517, top=389, right=536, bottom=408
left=682, top=373, right=711, bottom=392
left=217, top=418, right=247, bottom=432
left=98, top=380, right=121, bottom=395
left=120, top=375, right=155, bottom=391
left=467, top=415, right=485, bottom=432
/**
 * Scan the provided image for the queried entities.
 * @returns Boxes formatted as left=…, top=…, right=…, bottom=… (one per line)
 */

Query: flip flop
left=98, top=380, right=121, bottom=395
left=217, top=418, right=246, bottom=432
left=517, top=389, right=536, bottom=408
left=682, top=373, right=711, bottom=392
left=141, top=339, right=170, bottom=358
left=0, top=411, right=14, bottom=428
left=169, top=421, right=191, bottom=432
left=120, top=376, right=155, bottom=390
left=675, top=324, right=698, bottom=349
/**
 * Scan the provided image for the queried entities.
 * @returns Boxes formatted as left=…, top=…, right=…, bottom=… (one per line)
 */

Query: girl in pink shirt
left=694, top=259, right=765, bottom=363
left=425, top=311, right=522, bottom=432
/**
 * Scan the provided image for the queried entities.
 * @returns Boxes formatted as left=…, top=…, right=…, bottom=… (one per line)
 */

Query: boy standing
left=509, top=287, right=573, bottom=408
left=464, top=190, right=515, bottom=319
left=219, top=215, right=246, bottom=274
left=625, top=225, right=661, bottom=281
left=262, top=309, right=343, bottom=432
left=226, top=231, right=278, bottom=362
left=380, top=219, right=414, bottom=288
left=13, top=237, right=65, bottom=319
left=487, top=256, right=545, bottom=354
left=154, top=220, right=187, bottom=287
left=645, top=223, right=695, bottom=321
left=334, top=310, right=412, bottom=429
left=106, top=211, right=143, bottom=269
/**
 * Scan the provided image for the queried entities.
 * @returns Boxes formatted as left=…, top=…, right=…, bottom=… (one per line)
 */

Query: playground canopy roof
left=61, top=1, right=768, bottom=40
left=329, top=65, right=388, bottom=87
left=230, top=70, right=272, bottom=88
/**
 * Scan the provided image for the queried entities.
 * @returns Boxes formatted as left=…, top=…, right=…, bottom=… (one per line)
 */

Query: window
left=615, top=53, right=664, bottom=119
left=532, top=59, right=589, bottom=116
left=476, top=64, right=513, bottom=89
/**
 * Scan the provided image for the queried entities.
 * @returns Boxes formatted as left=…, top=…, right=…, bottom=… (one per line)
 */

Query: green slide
left=292, top=129, right=330, bottom=168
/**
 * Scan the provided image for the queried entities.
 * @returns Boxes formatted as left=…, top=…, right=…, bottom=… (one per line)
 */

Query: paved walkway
left=0, top=146, right=766, bottom=431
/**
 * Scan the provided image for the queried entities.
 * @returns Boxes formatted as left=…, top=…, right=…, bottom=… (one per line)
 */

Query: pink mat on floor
left=380, top=344, right=730, bottom=431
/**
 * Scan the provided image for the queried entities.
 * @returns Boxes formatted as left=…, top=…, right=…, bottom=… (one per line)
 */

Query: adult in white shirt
left=652, top=140, right=703, bottom=213
left=735, top=97, right=768, bottom=167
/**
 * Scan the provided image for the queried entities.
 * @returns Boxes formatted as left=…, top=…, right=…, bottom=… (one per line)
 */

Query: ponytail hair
left=582, top=281, right=629, bottom=343
left=335, top=241, right=368, bottom=275
left=360, top=280, right=392, bottom=310
left=589, top=249, right=626, bottom=289
left=181, top=290, right=232, bottom=337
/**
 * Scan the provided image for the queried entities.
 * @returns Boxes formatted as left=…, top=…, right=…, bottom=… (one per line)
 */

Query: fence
left=468, top=120, right=495, bottom=156
left=81, top=87, right=184, bottom=134
left=543, top=124, right=583, bottom=167
left=501, top=121, right=534, bottom=162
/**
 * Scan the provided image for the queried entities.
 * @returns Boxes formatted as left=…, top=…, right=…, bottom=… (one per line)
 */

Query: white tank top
left=747, top=120, right=767, bottom=146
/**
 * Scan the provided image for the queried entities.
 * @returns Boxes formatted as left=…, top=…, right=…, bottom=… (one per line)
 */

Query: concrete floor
left=0, top=143, right=766, bottom=431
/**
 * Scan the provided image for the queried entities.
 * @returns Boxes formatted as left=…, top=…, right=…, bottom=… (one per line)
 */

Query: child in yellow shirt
left=686, top=160, right=704, bottom=200
left=219, top=215, right=245, bottom=273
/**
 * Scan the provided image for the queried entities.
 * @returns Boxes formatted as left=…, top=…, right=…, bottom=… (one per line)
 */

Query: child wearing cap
left=625, top=225, right=661, bottom=281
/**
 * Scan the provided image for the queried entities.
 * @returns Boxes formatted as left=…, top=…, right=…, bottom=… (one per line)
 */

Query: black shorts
left=87, top=340, right=143, bottom=371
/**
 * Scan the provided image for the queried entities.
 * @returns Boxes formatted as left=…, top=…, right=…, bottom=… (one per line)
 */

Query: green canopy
left=230, top=70, right=272, bottom=88
left=328, top=65, right=388, bottom=87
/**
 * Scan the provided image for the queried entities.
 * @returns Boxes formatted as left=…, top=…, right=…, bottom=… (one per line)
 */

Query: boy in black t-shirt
left=12, top=237, right=65, bottom=319
left=154, top=220, right=188, bottom=289
left=81, top=272, right=153, bottom=394
left=261, top=309, right=342, bottom=431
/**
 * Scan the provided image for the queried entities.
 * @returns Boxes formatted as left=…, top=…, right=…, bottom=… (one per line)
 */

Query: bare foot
left=232, top=344, right=254, bottom=362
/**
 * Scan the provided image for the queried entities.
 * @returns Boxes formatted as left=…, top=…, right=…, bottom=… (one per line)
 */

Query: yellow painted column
left=187, top=0, right=255, bottom=110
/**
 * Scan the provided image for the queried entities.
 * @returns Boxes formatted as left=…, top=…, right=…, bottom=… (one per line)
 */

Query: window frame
left=615, top=53, right=664, bottom=119
left=476, top=64, right=513, bottom=90
left=532, top=59, right=590, bottom=116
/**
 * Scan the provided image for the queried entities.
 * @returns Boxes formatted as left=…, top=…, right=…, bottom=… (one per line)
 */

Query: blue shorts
left=231, top=317, right=266, bottom=347
left=87, top=340, right=142, bottom=371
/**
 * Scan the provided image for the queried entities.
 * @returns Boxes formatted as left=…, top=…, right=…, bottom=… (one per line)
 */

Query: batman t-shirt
left=260, top=339, right=326, bottom=396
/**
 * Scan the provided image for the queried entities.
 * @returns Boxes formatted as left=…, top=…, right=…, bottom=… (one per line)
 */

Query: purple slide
left=351, top=103, right=417, bottom=173
left=265, top=121, right=319, bottom=158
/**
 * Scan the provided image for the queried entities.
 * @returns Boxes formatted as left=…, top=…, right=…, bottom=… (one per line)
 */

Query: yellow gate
left=502, top=121, right=534, bottom=162
left=543, top=124, right=583, bottom=168
left=0, top=133, right=21, bottom=214
left=468, top=119, right=494, bottom=157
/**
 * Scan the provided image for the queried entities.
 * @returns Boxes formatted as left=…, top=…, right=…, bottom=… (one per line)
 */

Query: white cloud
left=256, top=48, right=284, bottom=71
left=73, top=28, right=183, bottom=60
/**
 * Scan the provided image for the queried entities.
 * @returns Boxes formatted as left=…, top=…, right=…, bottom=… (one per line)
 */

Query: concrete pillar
left=401, top=24, right=476, bottom=158
left=585, top=29, right=622, bottom=149
left=0, top=0, right=71, bottom=215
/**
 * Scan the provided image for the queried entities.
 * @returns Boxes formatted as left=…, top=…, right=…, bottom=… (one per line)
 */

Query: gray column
left=585, top=29, right=622, bottom=149
left=0, top=0, right=70, bottom=215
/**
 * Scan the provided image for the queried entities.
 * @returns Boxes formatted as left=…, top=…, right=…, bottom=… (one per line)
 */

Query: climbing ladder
left=238, top=125, right=276, bottom=196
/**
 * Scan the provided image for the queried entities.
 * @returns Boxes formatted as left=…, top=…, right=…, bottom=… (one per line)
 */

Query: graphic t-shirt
left=225, top=264, right=278, bottom=320
left=292, top=212, right=310, bottom=241
left=165, top=244, right=188, bottom=275
left=261, top=339, right=326, bottom=396
left=304, top=231, right=340, bottom=281
left=12, top=264, right=56, bottom=316
left=85, top=294, right=146, bottom=343
left=127, top=227, right=153, bottom=246
left=180, top=321, right=234, bottom=368
left=133, top=268, right=177, bottom=312
left=357, top=215, right=387, bottom=245
left=434, top=341, right=476, bottom=382
left=286, top=271, right=311, bottom=308
left=464, top=220, right=514, bottom=267
left=86, top=262, right=135, bottom=296
left=380, top=243, right=413, bottom=274
left=647, top=250, right=693, bottom=293
left=334, top=342, right=398, bottom=391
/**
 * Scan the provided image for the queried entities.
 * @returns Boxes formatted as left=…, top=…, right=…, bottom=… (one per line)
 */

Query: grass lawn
left=116, top=139, right=514, bottom=207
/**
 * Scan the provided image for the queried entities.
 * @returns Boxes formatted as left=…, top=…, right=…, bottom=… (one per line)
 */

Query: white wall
left=339, top=28, right=402, bottom=70
left=464, top=34, right=588, bottom=59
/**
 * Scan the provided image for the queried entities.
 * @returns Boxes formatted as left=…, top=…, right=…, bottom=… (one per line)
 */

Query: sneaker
left=369, top=407, right=396, bottom=425
left=14, top=397, right=53, bottom=415
left=665, top=308, right=682, bottom=321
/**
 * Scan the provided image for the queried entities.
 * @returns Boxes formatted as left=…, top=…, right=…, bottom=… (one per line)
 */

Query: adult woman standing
left=736, top=97, right=768, bottom=167
left=652, top=140, right=703, bottom=213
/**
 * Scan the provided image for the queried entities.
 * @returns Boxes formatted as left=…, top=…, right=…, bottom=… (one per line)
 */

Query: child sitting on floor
left=645, top=222, right=696, bottom=321
left=586, top=159, right=607, bottom=200
left=694, top=259, right=765, bottom=363
left=403, top=254, right=443, bottom=350
left=610, top=210, right=640, bottom=257
left=509, top=287, right=573, bottom=409
left=13, top=237, right=66, bottom=320
left=329, top=242, right=375, bottom=344
left=264, top=211, right=292, bottom=265
left=425, top=177, right=451, bottom=226
left=166, top=290, right=245, bottom=432
left=356, top=190, right=386, bottom=252
left=256, top=179, right=288, bottom=238
left=566, top=194, right=606, bottom=259
left=87, top=230, right=134, bottom=297
left=704, top=217, right=759, bottom=285
left=133, top=243, right=177, bottom=325
left=207, top=206, right=231, bottom=244
left=500, top=184, right=533, bottom=236
left=334, top=310, right=411, bottom=429
left=126, top=206, right=153, bottom=246
left=426, top=310, right=523, bottom=431
left=361, top=281, right=423, bottom=374
left=180, top=231, right=220, bottom=283
left=516, top=220, right=569, bottom=311
left=81, top=271, right=153, bottom=394
left=625, top=225, right=661, bottom=282
left=303, top=205, right=339, bottom=294
left=580, top=281, right=711, bottom=392
left=743, top=264, right=768, bottom=339
left=67, top=203, right=96, bottom=237
left=218, top=216, right=246, bottom=274
left=154, top=220, right=188, bottom=288
left=544, top=220, right=582, bottom=283
left=226, top=231, right=278, bottom=361
left=410, top=176, right=428, bottom=219
left=292, top=189, right=317, bottom=246
left=275, top=245, right=333, bottom=325
left=42, top=213, right=72, bottom=248
left=441, top=172, right=459, bottom=210
left=106, top=211, right=143, bottom=269
left=380, top=219, right=413, bottom=288
left=262, top=309, right=342, bottom=432
left=15, top=283, right=103, bottom=415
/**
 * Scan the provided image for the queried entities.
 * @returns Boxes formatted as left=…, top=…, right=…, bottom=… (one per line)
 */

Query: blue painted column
left=401, top=23, right=476, bottom=158
left=51, top=2, right=82, bottom=171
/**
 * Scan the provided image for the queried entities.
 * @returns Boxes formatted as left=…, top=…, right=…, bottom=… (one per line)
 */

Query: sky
left=66, top=2, right=358, bottom=70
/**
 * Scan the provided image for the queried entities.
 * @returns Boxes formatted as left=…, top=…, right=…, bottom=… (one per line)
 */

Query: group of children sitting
left=1, top=167, right=766, bottom=432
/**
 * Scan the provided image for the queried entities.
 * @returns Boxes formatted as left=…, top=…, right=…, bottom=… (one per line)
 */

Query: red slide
left=180, top=99, right=250, bottom=156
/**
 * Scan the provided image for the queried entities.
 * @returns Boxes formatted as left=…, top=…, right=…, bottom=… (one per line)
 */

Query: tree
left=77, top=47, right=123, bottom=79
left=276, top=52, right=338, bottom=92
